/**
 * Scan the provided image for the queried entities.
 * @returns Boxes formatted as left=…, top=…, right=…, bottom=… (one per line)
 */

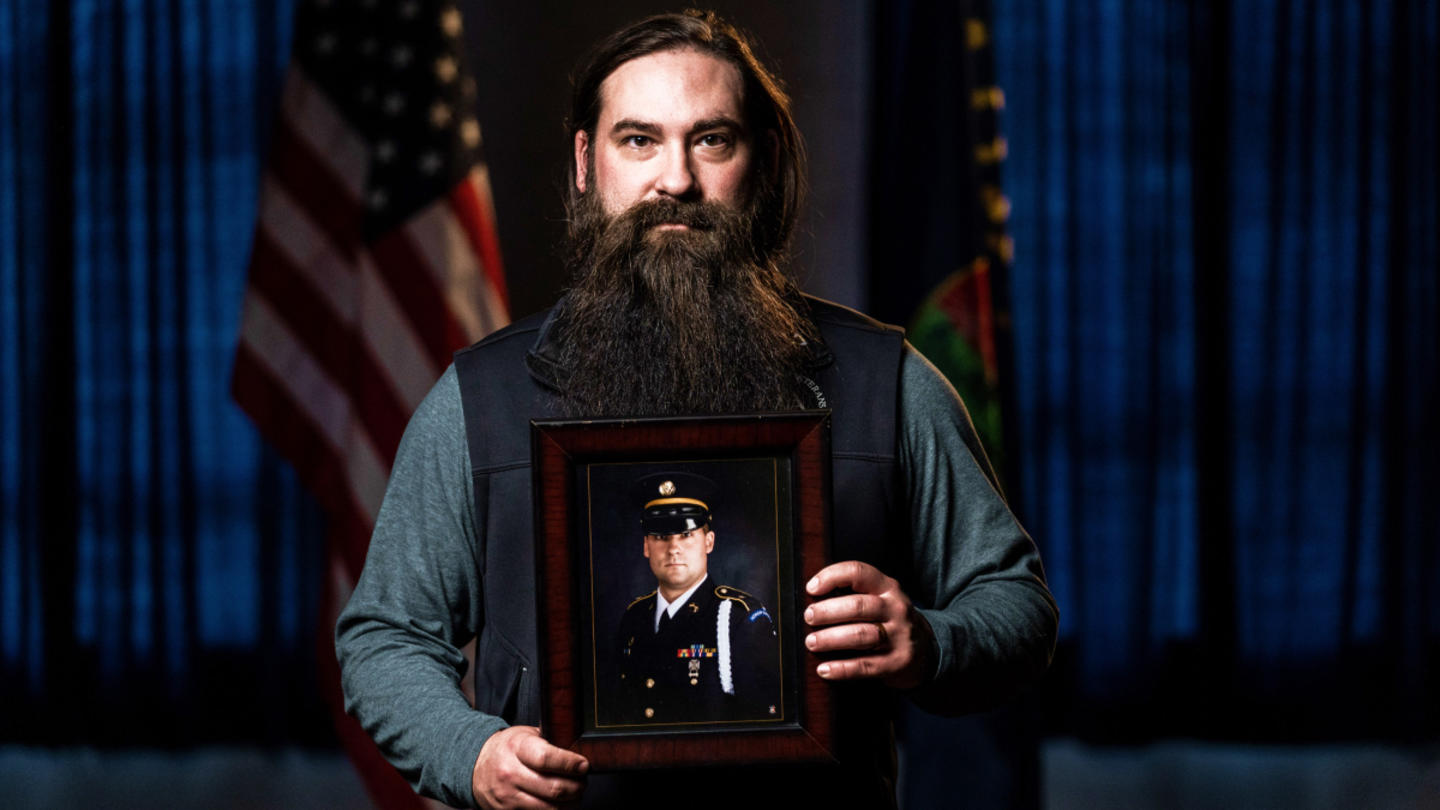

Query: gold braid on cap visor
left=644, top=497, right=710, bottom=511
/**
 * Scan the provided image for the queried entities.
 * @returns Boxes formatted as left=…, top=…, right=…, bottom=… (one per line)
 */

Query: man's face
left=643, top=526, right=715, bottom=599
left=574, top=48, right=754, bottom=222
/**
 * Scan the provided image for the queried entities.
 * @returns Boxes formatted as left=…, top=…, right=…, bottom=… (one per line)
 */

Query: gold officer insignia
left=659, top=480, right=675, bottom=496
left=715, top=585, right=758, bottom=611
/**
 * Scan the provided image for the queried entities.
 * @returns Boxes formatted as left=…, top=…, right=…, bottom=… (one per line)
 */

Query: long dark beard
left=553, top=193, right=816, bottom=417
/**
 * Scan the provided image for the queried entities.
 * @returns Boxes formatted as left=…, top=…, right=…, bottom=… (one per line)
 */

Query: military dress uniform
left=615, top=581, right=779, bottom=725
left=611, top=472, right=782, bottom=725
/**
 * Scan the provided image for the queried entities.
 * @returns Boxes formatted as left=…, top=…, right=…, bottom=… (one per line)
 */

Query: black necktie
left=657, top=608, right=672, bottom=634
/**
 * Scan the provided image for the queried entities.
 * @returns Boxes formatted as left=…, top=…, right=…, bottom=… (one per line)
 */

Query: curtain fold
left=996, top=0, right=1438, bottom=737
left=1, top=0, right=335, bottom=744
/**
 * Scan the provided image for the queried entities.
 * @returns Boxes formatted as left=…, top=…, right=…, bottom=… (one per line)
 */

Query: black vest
left=454, top=296, right=906, bottom=805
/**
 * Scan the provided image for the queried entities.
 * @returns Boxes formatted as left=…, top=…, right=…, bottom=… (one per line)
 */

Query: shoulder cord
left=717, top=598, right=734, bottom=695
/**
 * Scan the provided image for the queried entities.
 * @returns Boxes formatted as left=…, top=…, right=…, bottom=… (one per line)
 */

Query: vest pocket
left=473, top=636, right=525, bottom=722
left=515, top=663, right=536, bottom=727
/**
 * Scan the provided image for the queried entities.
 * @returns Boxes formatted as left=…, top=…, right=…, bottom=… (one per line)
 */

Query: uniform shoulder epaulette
left=626, top=590, right=657, bottom=610
left=714, top=585, right=759, bottom=611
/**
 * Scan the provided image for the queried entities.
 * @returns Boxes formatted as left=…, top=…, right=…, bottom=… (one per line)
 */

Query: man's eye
left=697, top=133, right=730, bottom=148
left=623, top=135, right=653, bottom=148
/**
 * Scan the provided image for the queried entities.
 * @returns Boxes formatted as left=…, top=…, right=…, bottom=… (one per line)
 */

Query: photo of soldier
left=585, top=465, right=788, bottom=728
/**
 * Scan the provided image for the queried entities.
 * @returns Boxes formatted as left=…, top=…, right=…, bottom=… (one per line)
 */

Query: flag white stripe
left=356, top=253, right=445, bottom=412
left=342, top=433, right=386, bottom=524
left=282, top=69, right=367, bottom=198
left=259, top=176, right=359, bottom=321
left=239, top=292, right=351, bottom=450
left=259, top=178, right=442, bottom=412
left=239, top=293, right=388, bottom=522
left=402, top=198, right=493, bottom=344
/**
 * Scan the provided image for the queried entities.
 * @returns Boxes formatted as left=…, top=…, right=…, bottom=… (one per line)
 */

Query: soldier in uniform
left=614, top=472, right=780, bottom=725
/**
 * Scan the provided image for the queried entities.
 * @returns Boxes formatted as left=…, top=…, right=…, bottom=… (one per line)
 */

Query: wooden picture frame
left=530, top=412, right=836, bottom=770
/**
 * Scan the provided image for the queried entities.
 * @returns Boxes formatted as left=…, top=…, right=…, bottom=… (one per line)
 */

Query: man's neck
left=657, top=575, right=708, bottom=610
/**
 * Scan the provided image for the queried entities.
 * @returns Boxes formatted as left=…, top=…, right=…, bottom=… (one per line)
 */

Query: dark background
left=2, top=0, right=1437, bottom=808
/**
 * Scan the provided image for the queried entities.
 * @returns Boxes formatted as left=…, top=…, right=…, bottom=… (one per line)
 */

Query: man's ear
left=574, top=130, right=590, bottom=193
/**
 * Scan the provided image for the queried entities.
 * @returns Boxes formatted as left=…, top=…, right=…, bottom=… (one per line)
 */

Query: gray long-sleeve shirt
left=336, top=344, right=1057, bottom=807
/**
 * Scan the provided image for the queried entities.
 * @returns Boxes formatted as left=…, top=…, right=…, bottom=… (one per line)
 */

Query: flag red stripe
left=232, top=346, right=379, bottom=577
left=369, top=227, right=472, bottom=369
left=267, top=118, right=365, bottom=261
left=449, top=180, right=510, bottom=311
left=248, top=234, right=411, bottom=461
left=232, top=345, right=351, bottom=514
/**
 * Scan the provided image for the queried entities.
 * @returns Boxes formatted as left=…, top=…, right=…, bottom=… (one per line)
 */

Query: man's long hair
left=565, top=9, right=806, bottom=260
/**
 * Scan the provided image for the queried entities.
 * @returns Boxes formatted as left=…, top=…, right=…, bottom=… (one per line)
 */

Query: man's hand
left=803, top=560, right=936, bottom=690
left=471, top=726, right=588, bottom=809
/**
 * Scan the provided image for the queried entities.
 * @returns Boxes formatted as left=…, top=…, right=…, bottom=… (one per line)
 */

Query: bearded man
left=336, top=10, right=1057, bottom=810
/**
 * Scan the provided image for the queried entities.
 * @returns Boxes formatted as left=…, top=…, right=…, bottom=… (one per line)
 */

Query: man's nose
left=654, top=147, right=696, bottom=199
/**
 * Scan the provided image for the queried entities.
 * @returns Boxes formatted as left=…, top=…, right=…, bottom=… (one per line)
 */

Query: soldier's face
left=643, top=526, right=715, bottom=598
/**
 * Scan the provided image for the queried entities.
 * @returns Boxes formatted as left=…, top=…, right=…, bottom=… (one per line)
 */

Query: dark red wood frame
left=530, top=412, right=836, bottom=770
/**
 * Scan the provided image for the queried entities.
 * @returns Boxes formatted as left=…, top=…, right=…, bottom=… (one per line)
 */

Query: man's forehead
left=595, top=48, right=746, bottom=128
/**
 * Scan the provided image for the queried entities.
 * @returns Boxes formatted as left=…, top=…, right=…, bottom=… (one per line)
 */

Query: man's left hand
left=803, top=560, right=936, bottom=689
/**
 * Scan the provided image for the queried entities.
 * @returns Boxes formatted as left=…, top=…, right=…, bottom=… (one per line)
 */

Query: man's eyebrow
left=609, top=119, right=662, bottom=136
left=607, top=116, right=746, bottom=137
left=690, top=116, right=744, bottom=134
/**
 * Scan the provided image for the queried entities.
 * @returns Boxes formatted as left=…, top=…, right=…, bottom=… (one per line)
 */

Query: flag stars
left=435, top=56, right=458, bottom=83
left=419, top=152, right=443, bottom=175
left=441, top=8, right=463, bottom=37
left=399, top=0, right=420, bottom=19
left=430, top=102, right=453, bottom=128
left=383, top=93, right=406, bottom=115
left=368, top=189, right=388, bottom=210
left=391, top=46, right=413, bottom=69
left=360, top=38, right=378, bottom=57
left=315, top=33, right=337, bottom=55
left=358, top=85, right=377, bottom=105
left=375, top=141, right=397, bottom=163
left=461, top=119, right=481, bottom=148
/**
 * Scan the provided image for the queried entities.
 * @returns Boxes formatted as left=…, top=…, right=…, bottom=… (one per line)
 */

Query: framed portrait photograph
left=530, top=412, right=837, bottom=770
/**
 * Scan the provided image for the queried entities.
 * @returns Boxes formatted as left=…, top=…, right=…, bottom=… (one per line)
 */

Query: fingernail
left=805, top=634, right=816, bottom=649
left=807, top=577, right=819, bottom=593
left=804, top=607, right=814, bottom=623
left=817, top=663, right=831, bottom=678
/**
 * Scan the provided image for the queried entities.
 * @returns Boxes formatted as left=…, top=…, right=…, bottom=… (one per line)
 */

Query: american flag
left=231, top=0, right=507, bottom=806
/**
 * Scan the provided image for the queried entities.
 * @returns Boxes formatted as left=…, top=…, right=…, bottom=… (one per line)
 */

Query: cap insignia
left=659, top=480, right=675, bottom=496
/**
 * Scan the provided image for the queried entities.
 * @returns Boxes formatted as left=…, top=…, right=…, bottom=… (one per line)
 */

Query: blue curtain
left=0, top=0, right=333, bottom=744
left=5, top=0, right=1437, bottom=751
left=995, top=0, right=1438, bottom=737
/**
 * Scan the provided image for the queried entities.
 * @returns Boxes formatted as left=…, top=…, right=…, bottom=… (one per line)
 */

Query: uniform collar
left=655, top=574, right=709, bottom=629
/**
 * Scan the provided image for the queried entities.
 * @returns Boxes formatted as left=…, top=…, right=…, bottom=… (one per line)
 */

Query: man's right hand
left=471, top=725, right=589, bottom=809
